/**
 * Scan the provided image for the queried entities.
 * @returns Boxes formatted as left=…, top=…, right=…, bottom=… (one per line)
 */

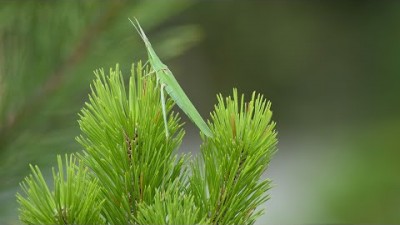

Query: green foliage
left=191, top=90, right=277, bottom=224
left=17, top=154, right=104, bottom=225
left=76, top=62, right=185, bottom=224
left=135, top=179, right=208, bottom=225
left=17, top=62, right=277, bottom=224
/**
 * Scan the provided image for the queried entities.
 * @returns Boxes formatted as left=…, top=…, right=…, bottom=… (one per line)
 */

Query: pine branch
left=135, top=178, right=208, bottom=225
left=17, top=154, right=104, bottom=225
left=190, top=89, right=278, bottom=224
left=17, top=63, right=278, bottom=224
left=76, top=62, right=186, bottom=224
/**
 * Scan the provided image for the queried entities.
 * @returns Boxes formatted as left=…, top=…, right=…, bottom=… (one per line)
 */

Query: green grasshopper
left=129, top=18, right=213, bottom=138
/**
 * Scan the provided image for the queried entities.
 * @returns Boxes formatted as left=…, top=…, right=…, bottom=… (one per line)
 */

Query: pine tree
left=17, top=62, right=277, bottom=224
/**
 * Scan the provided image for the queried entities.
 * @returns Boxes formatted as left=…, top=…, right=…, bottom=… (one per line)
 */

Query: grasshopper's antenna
left=128, top=17, right=144, bottom=40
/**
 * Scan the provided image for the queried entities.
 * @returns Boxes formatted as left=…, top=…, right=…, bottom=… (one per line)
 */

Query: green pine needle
left=191, top=89, right=278, bottom=224
left=135, top=179, right=208, bottom=225
left=76, top=62, right=186, bottom=224
left=17, top=154, right=104, bottom=225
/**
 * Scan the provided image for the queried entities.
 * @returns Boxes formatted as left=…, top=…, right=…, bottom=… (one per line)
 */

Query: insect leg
left=160, top=83, right=169, bottom=138
left=142, top=60, right=149, bottom=68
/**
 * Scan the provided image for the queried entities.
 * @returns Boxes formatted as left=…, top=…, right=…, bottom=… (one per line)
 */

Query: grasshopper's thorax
left=161, top=68, right=169, bottom=73
left=155, top=65, right=170, bottom=74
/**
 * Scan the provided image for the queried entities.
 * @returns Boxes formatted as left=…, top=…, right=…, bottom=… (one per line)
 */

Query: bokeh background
left=1, top=1, right=399, bottom=224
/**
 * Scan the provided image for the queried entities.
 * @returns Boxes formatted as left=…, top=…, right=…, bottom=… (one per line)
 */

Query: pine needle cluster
left=17, top=62, right=277, bottom=224
left=17, top=155, right=104, bottom=224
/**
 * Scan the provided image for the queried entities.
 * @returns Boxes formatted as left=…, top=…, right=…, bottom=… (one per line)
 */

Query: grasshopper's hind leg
left=160, top=83, right=169, bottom=138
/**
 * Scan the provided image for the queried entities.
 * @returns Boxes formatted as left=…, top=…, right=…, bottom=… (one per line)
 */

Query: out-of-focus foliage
left=0, top=2, right=201, bottom=224
left=321, top=119, right=400, bottom=223
left=178, top=2, right=400, bottom=224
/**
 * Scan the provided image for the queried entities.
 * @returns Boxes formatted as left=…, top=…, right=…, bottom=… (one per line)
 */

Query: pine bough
left=17, top=62, right=277, bottom=224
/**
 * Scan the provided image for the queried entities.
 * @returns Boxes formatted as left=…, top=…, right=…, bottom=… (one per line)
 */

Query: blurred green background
left=1, top=1, right=399, bottom=224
